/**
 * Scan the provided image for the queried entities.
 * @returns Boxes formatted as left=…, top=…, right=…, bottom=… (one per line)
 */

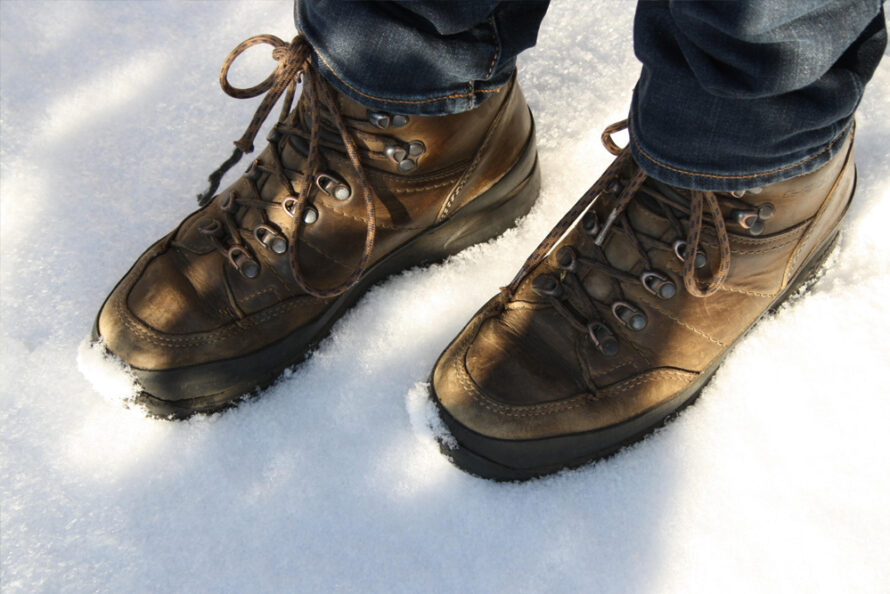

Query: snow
left=2, top=1, right=889, bottom=592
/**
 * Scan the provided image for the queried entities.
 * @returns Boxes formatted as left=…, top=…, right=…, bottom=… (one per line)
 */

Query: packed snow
left=2, top=1, right=889, bottom=592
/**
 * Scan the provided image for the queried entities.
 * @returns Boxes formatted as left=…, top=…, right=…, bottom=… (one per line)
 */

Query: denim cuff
left=628, top=2, right=885, bottom=192
left=296, top=1, right=525, bottom=116
left=308, top=50, right=516, bottom=116
left=629, top=111, right=856, bottom=193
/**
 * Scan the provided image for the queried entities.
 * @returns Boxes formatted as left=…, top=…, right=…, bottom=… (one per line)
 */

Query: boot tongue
left=625, top=183, right=678, bottom=242
left=580, top=183, right=678, bottom=302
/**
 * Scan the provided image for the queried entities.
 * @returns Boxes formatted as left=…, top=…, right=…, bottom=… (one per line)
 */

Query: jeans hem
left=310, top=50, right=510, bottom=116
left=629, top=118, right=854, bottom=193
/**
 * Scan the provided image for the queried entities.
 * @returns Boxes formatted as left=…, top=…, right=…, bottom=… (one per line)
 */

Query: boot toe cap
left=95, top=239, right=224, bottom=372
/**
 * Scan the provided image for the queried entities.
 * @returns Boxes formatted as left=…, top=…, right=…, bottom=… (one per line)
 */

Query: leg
left=631, top=0, right=886, bottom=191
left=297, top=0, right=549, bottom=115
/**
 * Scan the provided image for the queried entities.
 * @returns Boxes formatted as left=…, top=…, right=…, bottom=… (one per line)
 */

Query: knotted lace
left=506, top=119, right=733, bottom=299
left=195, top=34, right=379, bottom=299
left=503, top=120, right=753, bottom=355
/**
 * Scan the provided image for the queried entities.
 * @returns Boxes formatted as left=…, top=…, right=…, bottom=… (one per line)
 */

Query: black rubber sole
left=431, top=212, right=848, bottom=482
left=94, top=124, right=541, bottom=419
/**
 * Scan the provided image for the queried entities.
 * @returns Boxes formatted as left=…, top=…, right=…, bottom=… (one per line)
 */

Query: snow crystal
left=76, top=338, right=139, bottom=406
left=405, top=382, right=456, bottom=449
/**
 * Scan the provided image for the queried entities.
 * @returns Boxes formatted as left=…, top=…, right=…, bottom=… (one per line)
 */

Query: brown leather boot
left=430, top=119, right=855, bottom=480
left=94, top=35, right=540, bottom=418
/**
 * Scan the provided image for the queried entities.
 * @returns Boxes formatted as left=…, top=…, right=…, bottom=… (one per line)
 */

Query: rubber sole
left=95, top=124, right=542, bottom=419
left=431, top=197, right=850, bottom=481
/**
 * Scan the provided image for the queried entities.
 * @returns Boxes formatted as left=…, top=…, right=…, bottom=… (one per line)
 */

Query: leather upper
left=433, top=129, right=856, bottom=441
left=98, top=71, right=533, bottom=371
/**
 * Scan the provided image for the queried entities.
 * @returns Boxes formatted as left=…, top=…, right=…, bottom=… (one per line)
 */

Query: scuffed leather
left=433, top=131, right=856, bottom=441
left=98, top=73, right=533, bottom=371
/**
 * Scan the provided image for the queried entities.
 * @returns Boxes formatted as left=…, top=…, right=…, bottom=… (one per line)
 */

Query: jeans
left=296, top=1, right=886, bottom=192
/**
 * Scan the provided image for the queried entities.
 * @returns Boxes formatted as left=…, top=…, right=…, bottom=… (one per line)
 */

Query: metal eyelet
left=582, top=211, right=600, bottom=236
left=220, top=191, right=238, bottom=213
left=556, top=246, right=578, bottom=272
left=587, top=321, right=619, bottom=356
left=315, top=173, right=351, bottom=201
left=757, top=203, right=775, bottom=219
left=532, top=274, right=563, bottom=298
left=302, top=205, right=318, bottom=225
left=384, top=145, right=407, bottom=162
left=734, top=209, right=760, bottom=228
left=641, top=271, right=676, bottom=300
left=281, top=196, right=299, bottom=218
left=612, top=301, right=647, bottom=331
left=245, top=159, right=262, bottom=182
left=672, top=240, right=707, bottom=269
left=254, top=225, right=287, bottom=254
left=368, top=112, right=391, bottom=129
left=732, top=209, right=764, bottom=235
left=227, top=246, right=260, bottom=279
left=731, top=202, right=774, bottom=236
left=368, top=112, right=409, bottom=129
left=281, top=196, right=317, bottom=223
left=730, top=187, right=763, bottom=198
left=385, top=140, right=425, bottom=172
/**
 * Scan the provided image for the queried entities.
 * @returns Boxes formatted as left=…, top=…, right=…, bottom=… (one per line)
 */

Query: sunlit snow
left=2, top=1, right=889, bottom=592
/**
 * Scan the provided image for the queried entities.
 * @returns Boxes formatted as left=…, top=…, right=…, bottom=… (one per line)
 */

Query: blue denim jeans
left=296, top=1, right=886, bottom=192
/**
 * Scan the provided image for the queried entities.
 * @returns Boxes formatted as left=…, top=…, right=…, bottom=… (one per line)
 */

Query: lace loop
left=197, top=35, right=310, bottom=206
left=683, top=191, right=731, bottom=297
left=220, top=35, right=309, bottom=153
left=601, top=119, right=628, bottom=156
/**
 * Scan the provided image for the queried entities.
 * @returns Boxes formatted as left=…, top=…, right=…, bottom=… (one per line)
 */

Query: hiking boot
left=94, top=34, right=540, bottom=418
left=430, top=120, right=856, bottom=480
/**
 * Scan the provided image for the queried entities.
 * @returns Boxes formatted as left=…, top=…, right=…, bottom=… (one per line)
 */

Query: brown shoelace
left=196, top=34, right=379, bottom=299
left=507, top=120, right=733, bottom=298
left=506, top=120, right=750, bottom=354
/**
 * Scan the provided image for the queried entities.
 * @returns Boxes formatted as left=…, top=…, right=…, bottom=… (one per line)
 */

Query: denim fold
left=296, top=0, right=886, bottom=191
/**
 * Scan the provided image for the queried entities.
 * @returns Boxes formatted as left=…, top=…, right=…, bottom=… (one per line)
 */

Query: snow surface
left=2, top=1, right=889, bottom=592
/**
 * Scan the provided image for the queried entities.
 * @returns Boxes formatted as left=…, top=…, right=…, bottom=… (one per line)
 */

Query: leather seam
left=644, top=300, right=727, bottom=347
left=171, top=248, right=231, bottom=321
left=114, top=291, right=318, bottom=347
left=729, top=230, right=807, bottom=254
left=484, top=17, right=499, bottom=80
left=320, top=202, right=425, bottom=230
left=599, top=369, right=695, bottom=398
left=457, top=355, right=590, bottom=417
left=718, top=286, right=777, bottom=298
left=390, top=180, right=454, bottom=194
left=438, top=78, right=514, bottom=220
left=784, top=139, right=854, bottom=285
left=450, top=313, right=591, bottom=418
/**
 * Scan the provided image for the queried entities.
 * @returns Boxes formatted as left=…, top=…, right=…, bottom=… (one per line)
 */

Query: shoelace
left=195, top=34, right=379, bottom=299
left=506, top=120, right=767, bottom=355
